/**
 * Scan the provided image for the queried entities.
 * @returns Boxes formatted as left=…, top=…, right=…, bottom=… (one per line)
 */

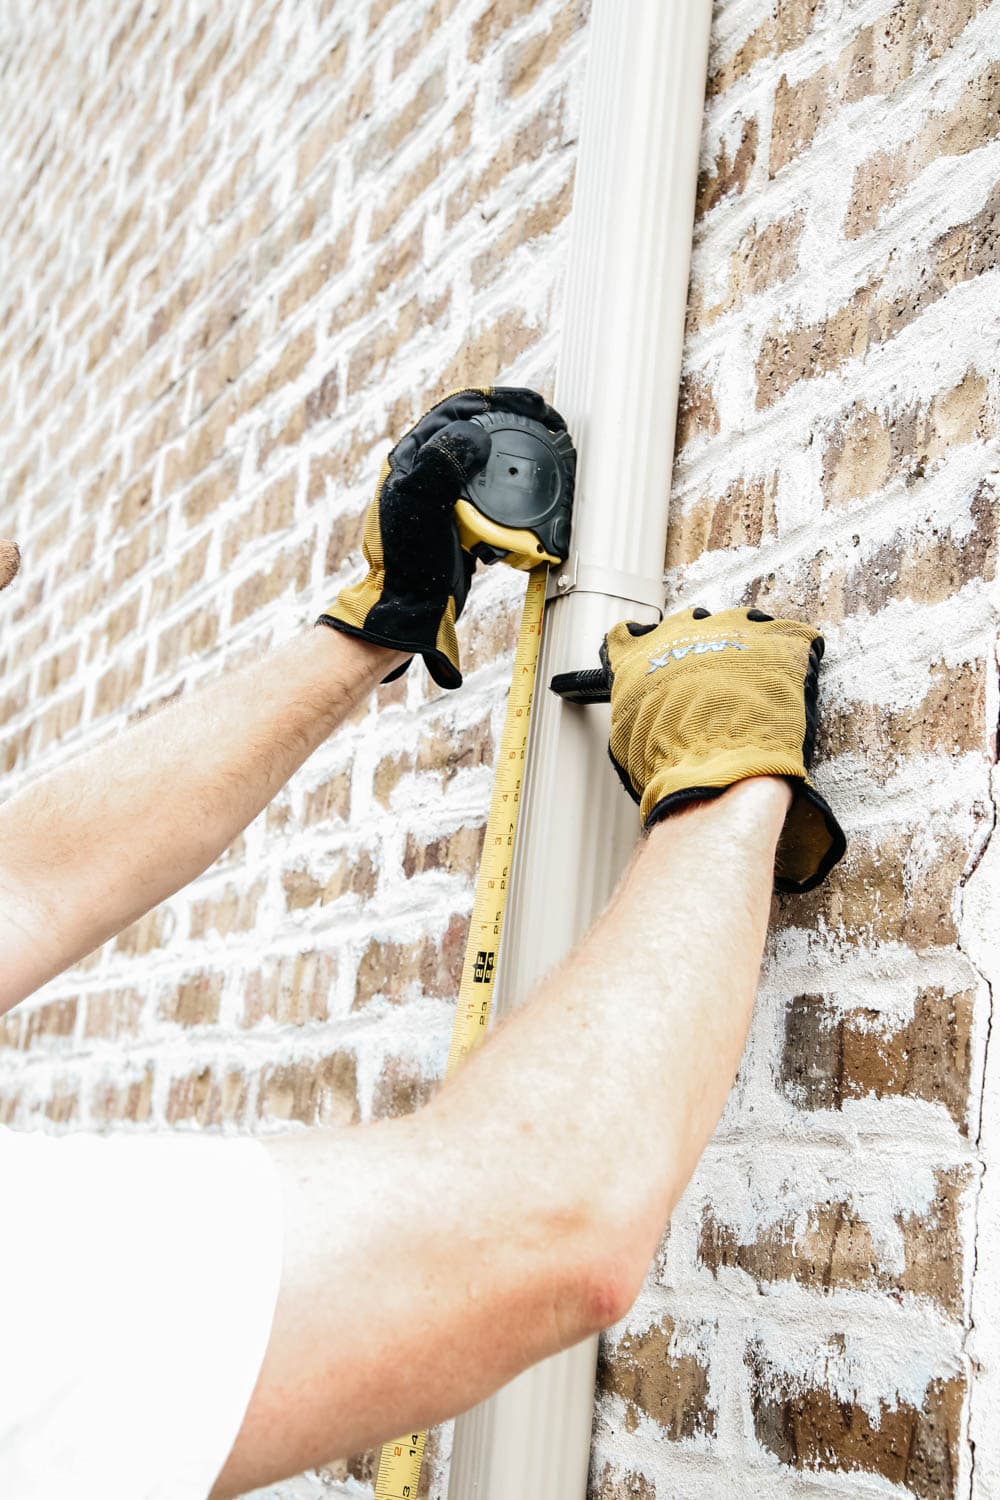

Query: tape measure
left=373, top=1427, right=427, bottom=1500
left=373, top=564, right=548, bottom=1500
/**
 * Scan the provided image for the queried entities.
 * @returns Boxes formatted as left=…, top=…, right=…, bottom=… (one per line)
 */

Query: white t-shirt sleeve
left=0, top=1124, right=284, bottom=1500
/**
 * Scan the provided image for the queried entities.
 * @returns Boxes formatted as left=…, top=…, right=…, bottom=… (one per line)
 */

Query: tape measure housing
left=458, top=413, right=576, bottom=568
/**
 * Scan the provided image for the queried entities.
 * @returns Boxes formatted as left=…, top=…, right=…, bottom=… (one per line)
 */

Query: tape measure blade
left=445, top=567, right=546, bottom=1076
left=374, top=1429, right=426, bottom=1499
left=377, top=566, right=548, bottom=1487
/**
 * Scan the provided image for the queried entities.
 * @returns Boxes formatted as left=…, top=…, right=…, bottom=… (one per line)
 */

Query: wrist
left=310, top=621, right=408, bottom=689
left=645, top=775, right=793, bottom=837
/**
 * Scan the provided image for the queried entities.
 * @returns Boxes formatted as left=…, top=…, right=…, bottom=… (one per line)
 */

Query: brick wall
left=1, top=1, right=998, bottom=1497
left=591, top=2, right=1000, bottom=1497
left=0, top=0, right=586, bottom=1494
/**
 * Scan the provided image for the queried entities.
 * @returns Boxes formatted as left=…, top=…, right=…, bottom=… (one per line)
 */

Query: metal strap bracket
left=546, top=552, right=665, bottom=616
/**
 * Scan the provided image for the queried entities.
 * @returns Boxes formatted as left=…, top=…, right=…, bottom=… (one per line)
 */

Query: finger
left=392, top=391, right=492, bottom=473
left=487, top=387, right=567, bottom=431
left=604, top=618, right=648, bottom=663
left=397, top=420, right=492, bottom=505
left=0, top=540, right=20, bottom=592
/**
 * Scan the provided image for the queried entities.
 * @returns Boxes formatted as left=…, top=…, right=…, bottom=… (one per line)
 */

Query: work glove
left=555, top=606, right=846, bottom=893
left=318, top=387, right=566, bottom=689
left=0, top=540, right=18, bottom=592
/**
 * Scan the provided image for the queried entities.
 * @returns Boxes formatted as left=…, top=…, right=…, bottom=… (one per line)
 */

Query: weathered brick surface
left=0, top=0, right=586, bottom=1493
left=750, top=1350, right=965, bottom=1496
left=3, top=1, right=999, bottom=1496
left=594, top=2, right=1000, bottom=1497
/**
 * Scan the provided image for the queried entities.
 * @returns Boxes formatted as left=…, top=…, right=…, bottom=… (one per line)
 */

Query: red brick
left=470, top=172, right=574, bottom=291
left=781, top=988, right=973, bottom=1132
left=94, top=647, right=146, bottom=718
left=499, top=1, right=585, bottom=101
left=355, top=67, right=445, bottom=172
left=303, top=767, right=353, bottom=826
left=159, top=972, right=224, bottom=1026
left=155, top=604, right=219, bottom=674
left=166, top=1063, right=248, bottom=1127
left=697, top=117, right=758, bottom=218
left=403, top=823, right=485, bottom=879
left=598, top=1318, right=716, bottom=1439
left=221, top=472, right=297, bottom=569
left=468, top=0, right=537, bottom=62
left=591, top=1465, right=656, bottom=1500
left=21, top=999, right=78, bottom=1051
left=114, top=908, right=175, bottom=958
left=749, top=1350, right=963, bottom=1495
left=230, top=540, right=313, bottom=625
left=243, top=951, right=337, bottom=1027
left=148, top=542, right=212, bottom=621
left=189, top=879, right=265, bottom=939
left=92, top=1064, right=154, bottom=1124
left=666, top=473, right=779, bottom=570
left=372, top=1055, right=438, bottom=1118
left=701, top=1167, right=969, bottom=1313
left=352, top=913, right=467, bottom=1009
left=256, top=1052, right=358, bottom=1125
left=83, top=988, right=144, bottom=1041
left=784, top=825, right=972, bottom=951
left=708, top=2, right=825, bottom=96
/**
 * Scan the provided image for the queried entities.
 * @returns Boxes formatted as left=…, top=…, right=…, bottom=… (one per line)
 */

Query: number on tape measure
left=374, top=1430, right=425, bottom=1500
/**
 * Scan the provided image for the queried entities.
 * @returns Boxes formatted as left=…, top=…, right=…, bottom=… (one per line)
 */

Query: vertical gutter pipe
left=447, top=1, right=712, bottom=1496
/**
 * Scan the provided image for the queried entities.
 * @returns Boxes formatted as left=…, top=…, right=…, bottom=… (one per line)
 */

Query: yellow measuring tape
left=373, top=564, right=548, bottom=1500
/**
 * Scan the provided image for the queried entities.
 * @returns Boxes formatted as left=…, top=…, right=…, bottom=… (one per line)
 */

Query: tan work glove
left=555, top=606, right=846, bottom=893
left=0, top=540, right=19, bottom=592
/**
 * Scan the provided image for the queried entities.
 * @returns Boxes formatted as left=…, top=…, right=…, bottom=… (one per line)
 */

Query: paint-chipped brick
left=256, top=1052, right=359, bottom=1125
left=243, top=951, right=338, bottom=1028
left=166, top=1064, right=248, bottom=1127
left=700, top=1167, right=969, bottom=1313
left=780, top=988, right=973, bottom=1131
left=598, top=1318, right=717, bottom=1440
left=748, top=1350, right=964, bottom=1496
left=353, top=913, right=467, bottom=1009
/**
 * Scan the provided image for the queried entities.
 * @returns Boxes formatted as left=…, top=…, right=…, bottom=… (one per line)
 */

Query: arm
left=214, top=777, right=789, bottom=1496
left=0, top=627, right=402, bottom=1014
left=0, top=386, right=563, bottom=1015
left=215, top=603, right=845, bottom=1493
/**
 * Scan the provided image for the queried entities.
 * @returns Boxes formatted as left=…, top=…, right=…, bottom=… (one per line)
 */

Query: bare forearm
left=0, top=626, right=401, bottom=1009
left=440, top=777, right=791, bottom=1286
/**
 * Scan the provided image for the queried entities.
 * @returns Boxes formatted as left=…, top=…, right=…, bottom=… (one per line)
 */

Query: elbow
left=545, top=1196, right=665, bottom=1346
left=556, top=1162, right=689, bottom=1341
left=572, top=1248, right=644, bottom=1338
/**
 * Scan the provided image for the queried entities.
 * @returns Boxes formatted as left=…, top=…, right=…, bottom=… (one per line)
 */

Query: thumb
left=395, top=421, right=491, bottom=510
left=423, top=419, right=492, bottom=482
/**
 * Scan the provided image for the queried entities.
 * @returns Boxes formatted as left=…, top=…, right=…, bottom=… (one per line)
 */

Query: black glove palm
left=320, top=387, right=565, bottom=688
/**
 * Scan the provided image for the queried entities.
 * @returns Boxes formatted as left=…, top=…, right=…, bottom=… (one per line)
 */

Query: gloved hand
left=318, top=387, right=566, bottom=689
left=574, top=605, right=846, bottom=893
left=0, top=540, right=19, bottom=592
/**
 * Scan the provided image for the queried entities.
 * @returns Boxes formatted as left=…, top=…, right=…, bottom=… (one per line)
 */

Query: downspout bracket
left=547, top=552, right=665, bottom=616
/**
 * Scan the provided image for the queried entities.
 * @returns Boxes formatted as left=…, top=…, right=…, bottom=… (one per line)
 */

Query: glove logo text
left=646, top=638, right=748, bottom=675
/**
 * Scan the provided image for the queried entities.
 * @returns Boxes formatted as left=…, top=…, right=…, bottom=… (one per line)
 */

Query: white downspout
left=447, top=2, right=712, bottom=1497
